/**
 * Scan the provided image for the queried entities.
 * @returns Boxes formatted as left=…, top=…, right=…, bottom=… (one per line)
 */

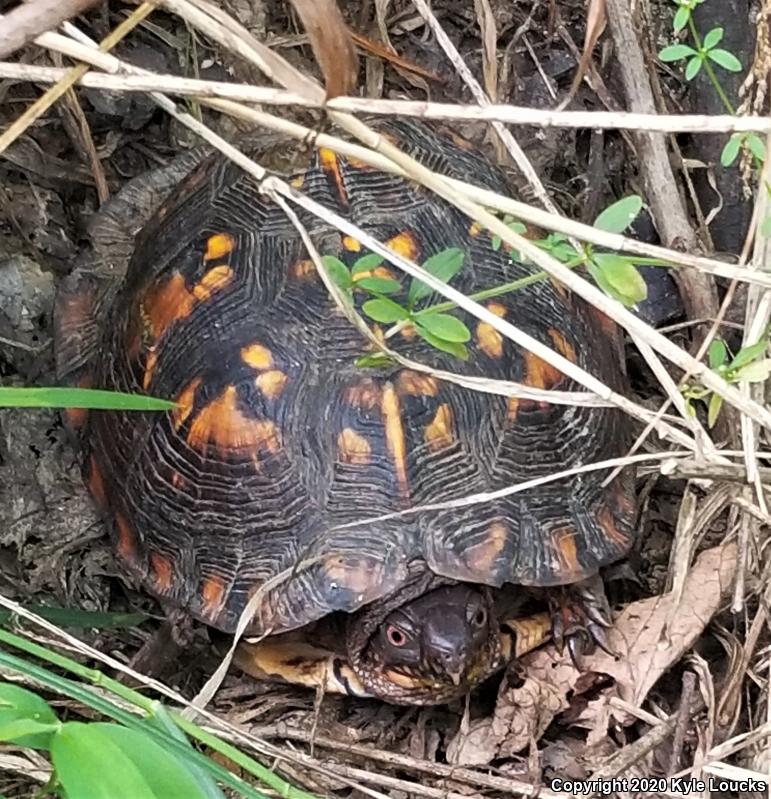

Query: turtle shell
left=57, top=119, right=635, bottom=637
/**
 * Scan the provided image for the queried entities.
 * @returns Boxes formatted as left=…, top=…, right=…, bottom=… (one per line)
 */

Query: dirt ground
left=0, top=0, right=766, bottom=797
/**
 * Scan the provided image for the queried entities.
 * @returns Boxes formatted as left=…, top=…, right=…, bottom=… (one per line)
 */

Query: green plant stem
left=0, top=628, right=317, bottom=799
left=688, top=17, right=736, bottom=114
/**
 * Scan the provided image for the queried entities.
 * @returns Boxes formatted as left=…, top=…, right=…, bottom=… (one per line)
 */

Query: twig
left=0, top=0, right=100, bottom=59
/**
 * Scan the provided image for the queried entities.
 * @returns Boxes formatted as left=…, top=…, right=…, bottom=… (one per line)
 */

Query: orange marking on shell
left=256, top=370, right=288, bottom=400
left=386, top=231, right=419, bottom=261
left=591, top=306, right=619, bottom=339
left=397, top=370, right=438, bottom=397
left=150, top=552, right=173, bottom=591
left=465, top=521, right=508, bottom=573
left=201, top=575, right=227, bottom=620
left=204, top=233, right=235, bottom=261
left=172, top=377, right=202, bottom=430
left=187, top=386, right=280, bottom=454
left=291, top=259, right=315, bottom=279
left=553, top=528, right=581, bottom=576
left=291, top=174, right=305, bottom=189
left=424, top=404, right=454, bottom=451
left=507, top=397, right=519, bottom=422
left=143, top=348, right=159, bottom=391
left=87, top=454, right=108, bottom=511
left=319, top=148, right=348, bottom=205
left=115, top=513, right=137, bottom=561
left=523, top=349, right=565, bottom=390
left=381, top=383, right=409, bottom=499
left=143, top=267, right=232, bottom=341
left=65, top=374, right=93, bottom=431
left=344, top=380, right=381, bottom=410
left=468, top=221, right=483, bottom=237
left=548, top=328, right=577, bottom=363
left=597, top=505, right=632, bottom=547
left=549, top=278, right=570, bottom=300
left=352, top=266, right=397, bottom=283
left=142, top=273, right=195, bottom=341
left=450, top=132, right=475, bottom=151
left=337, top=428, right=372, bottom=465
left=241, top=344, right=274, bottom=370
left=342, top=235, right=361, bottom=252
left=476, top=321, right=503, bottom=359
left=192, top=266, right=233, bottom=302
left=487, top=301, right=507, bottom=318
left=171, top=471, right=185, bottom=490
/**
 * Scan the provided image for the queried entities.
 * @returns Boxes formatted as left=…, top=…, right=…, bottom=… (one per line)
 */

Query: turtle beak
left=448, top=668, right=463, bottom=687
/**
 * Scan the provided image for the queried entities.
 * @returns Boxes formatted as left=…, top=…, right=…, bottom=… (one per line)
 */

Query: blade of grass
left=0, top=388, right=175, bottom=411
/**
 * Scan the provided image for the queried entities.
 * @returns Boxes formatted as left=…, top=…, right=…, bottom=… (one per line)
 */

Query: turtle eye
left=386, top=624, right=409, bottom=647
left=472, top=607, right=487, bottom=628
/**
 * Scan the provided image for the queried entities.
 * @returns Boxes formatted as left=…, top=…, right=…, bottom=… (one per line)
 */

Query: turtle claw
left=549, top=577, right=618, bottom=663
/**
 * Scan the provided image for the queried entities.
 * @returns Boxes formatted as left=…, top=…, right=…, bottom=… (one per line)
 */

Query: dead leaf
left=473, top=0, right=498, bottom=102
left=500, top=542, right=737, bottom=748
left=288, top=0, right=358, bottom=99
left=446, top=674, right=566, bottom=765
left=556, top=0, right=607, bottom=110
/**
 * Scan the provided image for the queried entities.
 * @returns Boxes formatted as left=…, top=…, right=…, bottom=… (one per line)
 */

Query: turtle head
left=353, top=585, right=501, bottom=703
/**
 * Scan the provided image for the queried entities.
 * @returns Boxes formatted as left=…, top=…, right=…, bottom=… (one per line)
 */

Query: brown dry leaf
left=461, top=542, right=737, bottom=760
left=473, top=0, right=498, bottom=102
left=557, top=0, right=607, bottom=110
left=288, top=0, right=359, bottom=99
left=447, top=674, right=566, bottom=765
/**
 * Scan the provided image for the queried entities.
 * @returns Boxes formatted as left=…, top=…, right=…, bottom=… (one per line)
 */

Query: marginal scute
left=201, top=575, right=227, bottom=620
left=424, top=403, right=454, bottom=451
left=87, top=454, right=108, bottom=510
left=463, top=521, right=508, bottom=574
left=323, top=554, right=388, bottom=599
left=65, top=374, right=92, bottom=432
left=187, top=386, right=280, bottom=455
left=204, top=233, right=235, bottom=261
left=114, top=513, right=138, bottom=561
left=337, top=428, right=372, bottom=465
left=319, top=148, right=348, bottom=205
left=142, top=347, right=159, bottom=391
left=150, top=552, right=174, bottom=591
left=551, top=528, right=581, bottom=577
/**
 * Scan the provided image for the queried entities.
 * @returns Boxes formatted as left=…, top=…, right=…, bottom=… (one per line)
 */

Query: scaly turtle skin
left=55, top=120, right=636, bottom=705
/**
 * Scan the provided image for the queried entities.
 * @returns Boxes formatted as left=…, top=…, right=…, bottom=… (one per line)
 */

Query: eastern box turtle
left=55, top=120, right=636, bottom=705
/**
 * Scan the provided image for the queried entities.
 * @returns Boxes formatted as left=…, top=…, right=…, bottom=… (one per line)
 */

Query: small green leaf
left=408, top=248, right=465, bottom=306
left=685, top=55, right=703, bottom=80
left=0, top=684, right=58, bottom=750
left=733, top=359, right=771, bottom=383
left=415, top=326, right=468, bottom=359
left=707, top=49, right=742, bottom=71
left=593, top=196, right=643, bottom=234
left=673, top=5, right=690, bottom=31
left=707, top=392, right=723, bottom=428
left=0, top=388, right=175, bottom=411
left=491, top=234, right=502, bottom=251
left=321, top=255, right=352, bottom=291
left=590, top=254, right=648, bottom=306
left=721, top=134, right=743, bottom=166
left=415, top=314, right=471, bottom=343
left=355, top=352, right=395, bottom=368
left=729, top=339, right=768, bottom=370
left=760, top=215, right=771, bottom=238
left=351, top=253, right=384, bottom=274
left=354, top=277, right=402, bottom=294
left=746, top=133, right=767, bottom=161
left=51, top=722, right=217, bottom=799
left=0, top=719, right=60, bottom=746
left=702, top=27, right=723, bottom=49
left=659, top=43, right=697, bottom=61
left=708, top=339, right=727, bottom=369
left=362, top=298, right=409, bottom=324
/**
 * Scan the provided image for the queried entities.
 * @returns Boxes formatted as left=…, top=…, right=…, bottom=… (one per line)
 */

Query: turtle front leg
left=549, top=575, right=616, bottom=663
left=233, top=637, right=373, bottom=698
left=498, top=611, right=553, bottom=661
